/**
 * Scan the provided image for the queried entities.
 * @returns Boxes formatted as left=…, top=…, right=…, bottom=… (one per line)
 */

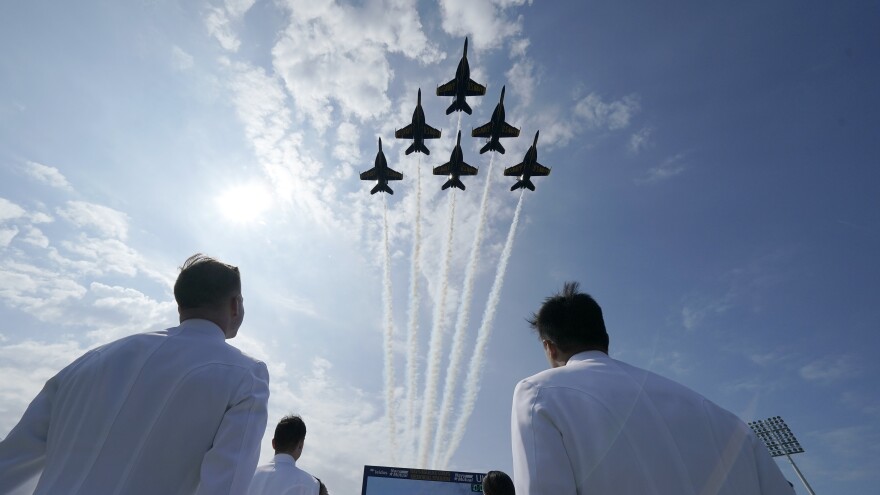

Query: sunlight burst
left=216, top=183, right=273, bottom=224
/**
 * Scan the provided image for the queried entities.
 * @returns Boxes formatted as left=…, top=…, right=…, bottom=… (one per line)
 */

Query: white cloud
left=0, top=227, right=18, bottom=247
left=438, top=0, right=527, bottom=50
left=20, top=226, right=50, bottom=248
left=204, top=0, right=257, bottom=52
left=573, top=93, right=640, bottom=131
left=800, top=354, right=860, bottom=384
left=629, top=126, right=653, bottom=154
left=639, top=152, right=687, bottom=184
left=22, top=161, right=72, bottom=191
left=171, top=45, right=194, bottom=70
left=0, top=197, right=27, bottom=222
left=56, top=201, right=129, bottom=240
left=271, top=0, right=443, bottom=131
left=505, top=57, right=537, bottom=107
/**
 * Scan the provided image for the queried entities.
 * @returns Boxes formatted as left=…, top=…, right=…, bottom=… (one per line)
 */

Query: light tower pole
left=748, top=416, right=816, bottom=495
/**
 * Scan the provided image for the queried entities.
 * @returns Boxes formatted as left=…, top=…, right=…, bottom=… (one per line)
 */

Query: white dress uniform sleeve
left=196, top=360, right=270, bottom=495
left=0, top=376, right=56, bottom=493
left=511, top=379, right=577, bottom=495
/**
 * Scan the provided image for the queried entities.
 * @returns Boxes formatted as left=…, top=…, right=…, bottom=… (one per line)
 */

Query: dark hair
left=483, top=470, right=514, bottom=495
left=527, top=281, right=608, bottom=352
left=173, top=254, right=241, bottom=309
left=274, top=415, right=307, bottom=452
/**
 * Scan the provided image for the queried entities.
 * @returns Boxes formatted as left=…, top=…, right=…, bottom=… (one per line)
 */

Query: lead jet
left=395, top=88, right=442, bottom=155
left=433, top=131, right=478, bottom=191
left=360, top=138, right=403, bottom=195
left=504, top=131, right=550, bottom=191
left=471, top=85, right=520, bottom=154
left=436, top=37, right=486, bottom=115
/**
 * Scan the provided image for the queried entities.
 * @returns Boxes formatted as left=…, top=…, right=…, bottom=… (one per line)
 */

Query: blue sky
left=1, top=1, right=878, bottom=493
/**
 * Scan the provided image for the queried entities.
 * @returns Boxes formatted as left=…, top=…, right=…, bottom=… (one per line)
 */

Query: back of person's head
left=482, top=470, right=515, bottom=495
left=174, top=253, right=241, bottom=309
left=273, top=415, right=307, bottom=453
left=528, top=281, right=609, bottom=353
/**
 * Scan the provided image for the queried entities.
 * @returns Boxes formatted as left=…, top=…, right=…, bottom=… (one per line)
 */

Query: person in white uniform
left=0, top=253, right=270, bottom=495
left=248, top=415, right=320, bottom=495
left=511, top=282, right=794, bottom=495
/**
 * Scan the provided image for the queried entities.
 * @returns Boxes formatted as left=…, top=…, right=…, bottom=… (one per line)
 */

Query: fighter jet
left=503, top=131, right=550, bottom=191
left=471, top=85, right=520, bottom=154
left=433, top=131, right=478, bottom=191
left=360, top=138, right=403, bottom=195
left=394, top=89, right=442, bottom=155
left=436, top=38, right=486, bottom=115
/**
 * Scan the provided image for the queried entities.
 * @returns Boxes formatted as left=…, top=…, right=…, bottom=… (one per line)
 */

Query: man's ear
left=230, top=296, right=240, bottom=316
left=271, top=438, right=277, bottom=450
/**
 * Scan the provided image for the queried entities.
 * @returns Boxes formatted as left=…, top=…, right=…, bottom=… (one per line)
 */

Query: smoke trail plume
left=404, top=159, right=423, bottom=457
left=418, top=191, right=457, bottom=467
left=381, top=197, right=398, bottom=463
left=431, top=153, right=496, bottom=464
left=442, top=190, right=526, bottom=466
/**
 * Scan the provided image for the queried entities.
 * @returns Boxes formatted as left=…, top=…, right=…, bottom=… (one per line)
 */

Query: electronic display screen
left=361, top=465, right=485, bottom=495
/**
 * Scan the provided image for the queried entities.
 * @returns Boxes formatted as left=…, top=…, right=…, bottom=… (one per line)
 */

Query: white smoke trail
left=404, top=158, right=423, bottom=458
left=431, top=153, right=496, bottom=464
left=381, top=196, right=398, bottom=463
left=417, top=191, right=457, bottom=468
left=442, top=190, right=526, bottom=466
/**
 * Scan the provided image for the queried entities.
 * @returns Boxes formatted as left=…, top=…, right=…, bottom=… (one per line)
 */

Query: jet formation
left=360, top=38, right=550, bottom=195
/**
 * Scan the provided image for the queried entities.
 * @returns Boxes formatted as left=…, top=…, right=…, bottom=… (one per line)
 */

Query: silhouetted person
left=511, top=282, right=794, bottom=495
left=248, top=415, right=320, bottom=495
left=483, top=470, right=515, bottom=495
left=0, top=254, right=270, bottom=494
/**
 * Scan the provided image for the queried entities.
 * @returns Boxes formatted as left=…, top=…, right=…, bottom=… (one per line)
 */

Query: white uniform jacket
left=0, top=319, right=270, bottom=495
left=247, top=454, right=319, bottom=495
left=511, top=351, right=794, bottom=495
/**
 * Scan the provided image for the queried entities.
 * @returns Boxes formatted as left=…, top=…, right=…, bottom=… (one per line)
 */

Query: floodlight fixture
left=748, top=416, right=815, bottom=495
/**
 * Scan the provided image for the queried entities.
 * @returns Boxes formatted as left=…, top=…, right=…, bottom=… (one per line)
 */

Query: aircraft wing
left=460, top=163, right=478, bottom=176
left=433, top=162, right=451, bottom=176
left=471, top=122, right=493, bottom=138
left=423, top=124, right=441, bottom=139
left=360, top=168, right=378, bottom=181
left=500, top=123, right=520, bottom=138
left=436, top=80, right=456, bottom=97
left=465, top=79, right=487, bottom=96
left=386, top=168, right=404, bottom=181
left=395, top=124, right=414, bottom=139
left=530, top=163, right=551, bottom=176
left=503, top=163, right=524, bottom=177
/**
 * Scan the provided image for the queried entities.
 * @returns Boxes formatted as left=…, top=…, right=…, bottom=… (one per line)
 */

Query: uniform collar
left=567, top=350, right=610, bottom=365
left=272, top=453, right=297, bottom=467
left=176, top=319, right=227, bottom=341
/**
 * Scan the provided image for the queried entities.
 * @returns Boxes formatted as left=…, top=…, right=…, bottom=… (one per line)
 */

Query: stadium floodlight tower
left=748, top=416, right=815, bottom=495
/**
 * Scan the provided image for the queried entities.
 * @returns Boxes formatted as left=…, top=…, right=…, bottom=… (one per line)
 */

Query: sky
left=1, top=0, right=878, bottom=493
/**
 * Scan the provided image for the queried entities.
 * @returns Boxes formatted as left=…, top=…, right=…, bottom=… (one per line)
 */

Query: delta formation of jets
left=360, top=37, right=551, bottom=195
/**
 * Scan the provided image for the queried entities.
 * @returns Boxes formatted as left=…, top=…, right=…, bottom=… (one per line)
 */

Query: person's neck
left=179, top=311, right=228, bottom=336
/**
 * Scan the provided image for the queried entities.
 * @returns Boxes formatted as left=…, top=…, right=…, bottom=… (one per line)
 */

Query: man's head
left=272, top=415, right=307, bottom=460
left=174, top=253, right=243, bottom=339
left=482, top=471, right=515, bottom=495
left=528, top=281, right=608, bottom=367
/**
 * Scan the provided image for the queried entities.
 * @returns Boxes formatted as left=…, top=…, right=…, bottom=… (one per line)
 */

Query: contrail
left=418, top=191, right=457, bottom=468
left=404, top=158, right=423, bottom=457
left=431, top=153, right=496, bottom=464
left=442, top=190, right=526, bottom=466
left=381, top=196, right=398, bottom=463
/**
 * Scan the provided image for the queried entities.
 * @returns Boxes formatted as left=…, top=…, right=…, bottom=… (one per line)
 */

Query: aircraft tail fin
left=442, top=178, right=466, bottom=191
left=510, top=178, right=535, bottom=191
left=446, top=99, right=473, bottom=115
left=405, top=142, right=430, bottom=155
left=479, top=140, right=505, bottom=154
left=371, top=183, right=394, bottom=195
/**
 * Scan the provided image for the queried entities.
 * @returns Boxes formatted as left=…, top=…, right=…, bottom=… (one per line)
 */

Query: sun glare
left=216, top=183, right=273, bottom=224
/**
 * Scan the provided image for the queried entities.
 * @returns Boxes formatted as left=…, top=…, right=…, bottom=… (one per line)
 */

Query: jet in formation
left=504, top=131, right=550, bottom=191
left=360, top=138, right=403, bottom=195
left=394, top=89, right=442, bottom=155
left=436, top=37, right=486, bottom=115
left=471, top=85, right=520, bottom=154
left=433, top=131, right=478, bottom=191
